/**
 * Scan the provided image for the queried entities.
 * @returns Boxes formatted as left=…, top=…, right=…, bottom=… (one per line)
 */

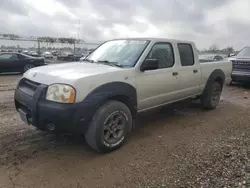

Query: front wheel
left=84, top=100, right=132, bottom=153
left=201, top=82, right=222, bottom=110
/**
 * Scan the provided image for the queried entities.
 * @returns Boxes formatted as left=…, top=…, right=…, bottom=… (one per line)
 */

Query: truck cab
left=14, top=38, right=231, bottom=153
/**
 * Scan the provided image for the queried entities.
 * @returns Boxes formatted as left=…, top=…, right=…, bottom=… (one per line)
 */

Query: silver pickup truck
left=14, top=38, right=232, bottom=153
left=229, top=46, right=250, bottom=83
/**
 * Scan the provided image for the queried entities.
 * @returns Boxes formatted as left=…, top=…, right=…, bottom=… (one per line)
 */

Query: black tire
left=23, top=64, right=34, bottom=73
left=201, top=81, right=222, bottom=110
left=84, top=100, right=132, bottom=153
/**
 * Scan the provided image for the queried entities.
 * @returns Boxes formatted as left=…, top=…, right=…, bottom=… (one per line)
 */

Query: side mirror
left=141, top=59, right=159, bottom=71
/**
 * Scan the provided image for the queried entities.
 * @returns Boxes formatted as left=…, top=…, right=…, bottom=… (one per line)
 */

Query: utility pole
left=74, top=19, right=80, bottom=55
left=77, top=20, right=80, bottom=40
left=73, top=40, right=76, bottom=55
left=37, top=39, right=40, bottom=55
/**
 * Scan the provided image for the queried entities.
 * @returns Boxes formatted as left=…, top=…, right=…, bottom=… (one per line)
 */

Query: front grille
left=233, top=61, right=250, bottom=65
left=232, top=60, right=250, bottom=71
left=18, top=78, right=41, bottom=96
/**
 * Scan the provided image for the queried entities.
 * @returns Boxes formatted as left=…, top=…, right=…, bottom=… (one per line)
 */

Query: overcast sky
left=0, top=0, right=250, bottom=50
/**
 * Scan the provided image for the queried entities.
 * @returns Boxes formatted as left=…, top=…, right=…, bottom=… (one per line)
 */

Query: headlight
left=46, top=84, right=76, bottom=103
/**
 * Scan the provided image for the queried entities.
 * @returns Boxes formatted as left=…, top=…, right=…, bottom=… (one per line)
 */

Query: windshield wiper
left=97, top=60, right=123, bottom=68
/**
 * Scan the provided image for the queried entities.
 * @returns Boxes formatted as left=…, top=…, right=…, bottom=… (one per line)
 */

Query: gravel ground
left=1, top=75, right=250, bottom=188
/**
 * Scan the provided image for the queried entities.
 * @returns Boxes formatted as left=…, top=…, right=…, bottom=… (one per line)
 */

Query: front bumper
left=14, top=82, right=95, bottom=133
left=231, top=71, right=250, bottom=82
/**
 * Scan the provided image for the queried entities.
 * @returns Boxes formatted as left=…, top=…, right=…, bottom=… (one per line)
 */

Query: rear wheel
left=201, top=81, right=222, bottom=109
left=85, top=100, right=132, bottom=153
left=23, top=64, right=34, bottom=72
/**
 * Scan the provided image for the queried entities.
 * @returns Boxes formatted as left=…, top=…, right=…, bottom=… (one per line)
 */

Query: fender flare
left=83, top=82, right=137, bottom=116
left=203, top=69, right=225, bottom=94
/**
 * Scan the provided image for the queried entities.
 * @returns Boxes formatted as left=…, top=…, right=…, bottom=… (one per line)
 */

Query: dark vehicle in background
left=199, top=54, right=225, bottom=63
left=0, top=52, right=45, bottom=73
left=231, top=46, right=250, bottom=83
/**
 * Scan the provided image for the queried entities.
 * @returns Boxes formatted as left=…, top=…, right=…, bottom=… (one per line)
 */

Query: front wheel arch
left=83, top=82, right=137, bottom=117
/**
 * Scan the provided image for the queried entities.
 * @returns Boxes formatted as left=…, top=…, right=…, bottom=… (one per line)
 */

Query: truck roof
left=109, top=37, right=194, bottom=44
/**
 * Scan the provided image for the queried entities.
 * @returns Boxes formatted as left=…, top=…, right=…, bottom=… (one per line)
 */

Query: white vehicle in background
left=42, top=51, right=53, bottom=59
left=57, top=51, right=74, bottom=61
left=199, top=54, right=225, bottom=63
left=15, top=38, right=232, bottom=153
left=22, top=50, right=29, bottom=55
left=79, top=51, right=90, bottom=62
left=80, top=56, right=86, bottom=62
left=28, top=51, right=40, bottom=57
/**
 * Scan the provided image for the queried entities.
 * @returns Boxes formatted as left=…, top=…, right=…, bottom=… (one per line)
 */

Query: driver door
left=136, top=42, right=180, bottom=111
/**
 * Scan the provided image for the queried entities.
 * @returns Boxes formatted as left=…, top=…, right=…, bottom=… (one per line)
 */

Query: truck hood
left=24, top=62, right=122, bottom=85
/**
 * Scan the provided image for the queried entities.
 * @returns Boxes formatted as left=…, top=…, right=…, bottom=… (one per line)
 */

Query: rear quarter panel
left=200, top=60, right=232, bottom=88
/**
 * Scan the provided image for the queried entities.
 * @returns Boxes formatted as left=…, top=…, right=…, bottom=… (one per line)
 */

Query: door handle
left=193, top=70, right=198, bottom=73
left=172, top=72, right=178, bottom=76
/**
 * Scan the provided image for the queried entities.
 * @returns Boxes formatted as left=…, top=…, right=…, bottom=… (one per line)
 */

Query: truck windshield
left=85, top=39, right=149, bottom=67
left=237, top=47, right=250, bottom=58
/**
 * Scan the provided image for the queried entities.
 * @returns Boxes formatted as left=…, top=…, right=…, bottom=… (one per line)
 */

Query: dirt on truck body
left=1, top=74, right=250, bottom=187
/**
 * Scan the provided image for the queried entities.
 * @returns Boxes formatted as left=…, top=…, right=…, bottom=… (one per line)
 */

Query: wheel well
left=214, top=76, right=224, bottom=87
left=107, top=95, right=137, bottom=117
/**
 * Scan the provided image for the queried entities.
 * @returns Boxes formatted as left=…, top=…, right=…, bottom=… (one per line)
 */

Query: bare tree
left=224, top=46, right=234, bottom=53
left=209, top=44, right=219, bottom=53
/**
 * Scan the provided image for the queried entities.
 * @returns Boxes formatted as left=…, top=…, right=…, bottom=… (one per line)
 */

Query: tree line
left=0, top=33, right=84, bottom=44
left=0, top=33, right=238, bottom=54
left=200, top=44, right=236, bottom=54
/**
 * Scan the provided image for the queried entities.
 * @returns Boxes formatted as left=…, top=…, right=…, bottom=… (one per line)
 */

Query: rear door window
left=0, top=54, right=18, bottom=60
left=0, top=54, right=13, bottom=59
left=177, top=43, right=194, bottom=66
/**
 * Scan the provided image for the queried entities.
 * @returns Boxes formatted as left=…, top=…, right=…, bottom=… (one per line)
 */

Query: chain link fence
left=0, top=37, right=101, bottom=55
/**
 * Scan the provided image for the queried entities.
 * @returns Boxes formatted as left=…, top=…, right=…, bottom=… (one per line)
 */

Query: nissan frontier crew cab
left=14, top=38, right=232, bottom=153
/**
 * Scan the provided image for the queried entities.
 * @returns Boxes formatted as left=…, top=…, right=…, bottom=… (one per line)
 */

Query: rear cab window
left=177, top=43, right=194, bottom=66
